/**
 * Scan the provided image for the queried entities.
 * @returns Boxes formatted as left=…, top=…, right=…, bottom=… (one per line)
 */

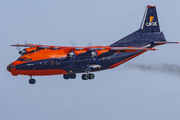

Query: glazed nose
left=7, top=63, right=15, bottom=72
left=7, top=64, right=12, bottom=72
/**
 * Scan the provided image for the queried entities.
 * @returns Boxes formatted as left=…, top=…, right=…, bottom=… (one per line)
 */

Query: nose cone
left=7, top=64, right=12, bottom=72
left=7, top=63, right=15, bottom=72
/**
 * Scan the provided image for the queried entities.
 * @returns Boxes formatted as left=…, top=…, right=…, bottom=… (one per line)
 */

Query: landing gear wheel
left=29, top=79, right=36, bottom=84
left=63, top=74, right=76, bottom=79
left=89, top=74, right=95, bottom=80
left=63, top=74, right=69, bottom=80
left=82, top=74, right=89, bottom=80
left=70, top=74, right=76, bottom=79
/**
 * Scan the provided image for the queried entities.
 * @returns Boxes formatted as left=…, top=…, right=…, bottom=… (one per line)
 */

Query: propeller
left=15, top=42, right=27, bottom=56
left=14, top=40, right=39, bottom=56
left=88, top=51, right=100, bottom=64
left=68, top=51, right=76, bottom=68
left=24, top=40, right=28, bottom=44
left=68, top=41, right=93, bottom=68
left=15, top=40, right=29, bottom=51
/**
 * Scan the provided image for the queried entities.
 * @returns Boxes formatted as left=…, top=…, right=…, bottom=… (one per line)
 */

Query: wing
left=11, top=44, right=157, bottom=52
left=11, top=44, right=75, bottom=49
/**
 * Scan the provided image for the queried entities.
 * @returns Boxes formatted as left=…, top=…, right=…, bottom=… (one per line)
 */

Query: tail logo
left=150, top=16, right=154, bottom=22
left=146, top=16, right=157, bottom=27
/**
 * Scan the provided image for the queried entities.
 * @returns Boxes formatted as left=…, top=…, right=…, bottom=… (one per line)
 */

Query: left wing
left=11, top=44, right=157, bottom=52
left=11, top=44, right=69, bottom=49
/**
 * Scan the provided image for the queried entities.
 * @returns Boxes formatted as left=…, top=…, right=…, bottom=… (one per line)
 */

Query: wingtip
left=166, top=42, right=180, bottom=44
left=11, top=44, right=16, bottom=46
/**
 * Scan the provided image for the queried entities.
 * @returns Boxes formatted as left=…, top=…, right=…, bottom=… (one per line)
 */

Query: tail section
left=110, top=5, right=166, bottom=47
left=140, top=5, right=160, bottom=33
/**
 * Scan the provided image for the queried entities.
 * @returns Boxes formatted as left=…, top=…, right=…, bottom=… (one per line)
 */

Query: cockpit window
left=17, top=57, right=32, bottom=62
left=17, top=58, right=25, bottom=62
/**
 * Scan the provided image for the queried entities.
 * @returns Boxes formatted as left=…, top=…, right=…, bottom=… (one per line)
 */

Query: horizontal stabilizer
left=154, top=41, right=179, bottom=44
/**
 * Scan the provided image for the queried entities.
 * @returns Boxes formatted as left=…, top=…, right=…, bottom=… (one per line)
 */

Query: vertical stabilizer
left=140, top=5, right=160, bottom=33
left=110, top=5, right=166, bottom=47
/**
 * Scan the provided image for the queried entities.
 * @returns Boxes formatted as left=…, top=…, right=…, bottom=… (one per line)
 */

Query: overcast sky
left=1, top=0, right=180, bottom=120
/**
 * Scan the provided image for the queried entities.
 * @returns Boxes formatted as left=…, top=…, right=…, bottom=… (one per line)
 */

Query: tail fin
left=110, top=5, right=166, bottom=47
left=140, top=5, right=160, bottom=33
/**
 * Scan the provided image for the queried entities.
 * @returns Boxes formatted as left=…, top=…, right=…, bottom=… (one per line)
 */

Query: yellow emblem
left=150, top=16, right=154, bottom=22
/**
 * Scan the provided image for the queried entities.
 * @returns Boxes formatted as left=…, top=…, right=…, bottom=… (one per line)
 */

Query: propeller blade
left=24, top=40, right=28, bottom=44
left=16, top=42, right=21, bottom=51
left=68, top=51, right=76, bottom=68
left=87, top=41, right=92, bottom=46
left=69, top=57, right=74, bottom=68
left=39, top=42, right=42, bottom=45
left=71, top=41, right=76, bottom=47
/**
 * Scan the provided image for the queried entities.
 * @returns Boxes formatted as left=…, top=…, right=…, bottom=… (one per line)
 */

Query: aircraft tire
left=82, top=74, right=89, bottom=80
left=63, top=74, right=69, bottom=79
left=29, top=79, right=36, bottom=84
left=89, top=74, right=95, bottom=80
left=70, top=74, right=76, bottom=79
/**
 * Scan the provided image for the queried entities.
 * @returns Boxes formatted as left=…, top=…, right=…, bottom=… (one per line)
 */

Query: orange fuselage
left=7, top=47, right=114, bottom=76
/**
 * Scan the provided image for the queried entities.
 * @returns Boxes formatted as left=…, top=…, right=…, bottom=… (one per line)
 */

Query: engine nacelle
left=68, top=51, right=75, bottom=58
left=91, top=51, right=97, bottom=57
left=19, top=47, right=37, bottom=55
left=19, top=49, right=26, bottom=55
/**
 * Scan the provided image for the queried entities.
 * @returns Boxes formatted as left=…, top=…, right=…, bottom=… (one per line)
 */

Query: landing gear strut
left=82, top=73, right=95, bottom=80
left=63, top=74, right=76, bottom=80
left=29, top=76, right=36, bottom=84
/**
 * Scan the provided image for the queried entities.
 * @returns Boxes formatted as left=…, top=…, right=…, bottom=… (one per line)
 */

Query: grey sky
left=1, top=0, right=180, bottom=120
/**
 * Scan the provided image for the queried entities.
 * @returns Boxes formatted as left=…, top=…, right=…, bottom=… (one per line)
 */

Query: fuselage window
left=50, top=60, right=54, bottom=65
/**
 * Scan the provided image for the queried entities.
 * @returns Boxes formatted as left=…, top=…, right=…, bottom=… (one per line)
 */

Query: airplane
left=7, top=5, right=179, bottom=84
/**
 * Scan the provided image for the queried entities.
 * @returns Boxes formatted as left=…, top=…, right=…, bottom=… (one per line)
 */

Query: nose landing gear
left=29, top=76, right=36, bottom=84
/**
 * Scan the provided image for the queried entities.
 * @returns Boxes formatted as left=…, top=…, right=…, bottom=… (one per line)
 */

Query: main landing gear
left=29, top=76, right=36, bottom=84
left=62, top=73, right=95, bottom=80
left=63, top=74, right=76, bottom=80
left=81, top=73, right=95, bottom=80
left=81, top=65, right=95, bottom=80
